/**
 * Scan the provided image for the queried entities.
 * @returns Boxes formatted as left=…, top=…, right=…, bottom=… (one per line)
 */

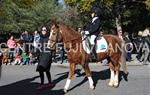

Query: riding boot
left=90, top=45, right=97, bottom=62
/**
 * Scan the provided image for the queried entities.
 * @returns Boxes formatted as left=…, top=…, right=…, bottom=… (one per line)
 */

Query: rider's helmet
left=91, top=6, right=101, bottom=17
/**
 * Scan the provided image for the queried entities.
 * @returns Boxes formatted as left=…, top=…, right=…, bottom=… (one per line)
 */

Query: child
left=16, top=40, right=30, bottom=65
left=14, top=40, right=23, bottom=65
left=14, top=53, right=22, bottom=65
left=2, top=54, right=9, bottom=65
left=21, top=51, right=29, bottom=65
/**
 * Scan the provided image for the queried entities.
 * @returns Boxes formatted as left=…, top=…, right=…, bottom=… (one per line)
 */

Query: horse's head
left=48, top=23, right=82, bottom=49
left=47, top=23, right=62, bottom=49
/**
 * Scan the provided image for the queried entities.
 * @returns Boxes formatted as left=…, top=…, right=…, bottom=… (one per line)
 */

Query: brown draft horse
left=48, top=23, right=127, bottom=93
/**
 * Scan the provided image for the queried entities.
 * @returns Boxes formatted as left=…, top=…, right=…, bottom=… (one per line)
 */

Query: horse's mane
left=59, top=24, right=81, bottom=42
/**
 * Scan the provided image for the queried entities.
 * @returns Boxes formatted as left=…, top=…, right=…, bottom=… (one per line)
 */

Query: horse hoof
left=63, top=89, right=68, bottom=93
left=113, top=82, right=119, bottom=88
left=89, top=86, right=95, bottom=90
left=108, top=82, right=114, bottom=87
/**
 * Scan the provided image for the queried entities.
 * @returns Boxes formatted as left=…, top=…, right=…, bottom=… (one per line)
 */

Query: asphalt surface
left=0, top=63, right=150, bottom=95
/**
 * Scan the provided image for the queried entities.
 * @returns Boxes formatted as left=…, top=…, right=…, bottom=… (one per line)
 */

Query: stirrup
left=90, top=53, right=97, bottom=62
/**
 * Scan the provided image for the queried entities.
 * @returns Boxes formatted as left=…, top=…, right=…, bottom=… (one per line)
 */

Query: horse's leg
left=81, top=63, right=94, bottom=89
left=109, top=69, right=115, bottom=87
left=108, top=62, right=115, bottom=87
left=108, top=69, right=119, bottom=87
left=109, top=63, right=120, bottom=87
left=64, top=63, right=76, bottom=93
left=114, top=70, right=119, bottom=87
left=114, top=64, right=120, bottom=87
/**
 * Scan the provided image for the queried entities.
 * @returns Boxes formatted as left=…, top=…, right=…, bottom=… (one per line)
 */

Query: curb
left=52, top=61, right=147, bottom=67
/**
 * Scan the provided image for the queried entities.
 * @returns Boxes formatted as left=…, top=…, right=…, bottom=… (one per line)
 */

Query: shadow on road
left=0, top=76, right=65, bottom=95
left=0, top=69, right=128, bottom=95
left=61, top=69, right=128, bottom=92
left=53, top=71, right=69, bottom=84
left=92, top=69, right=128, bottom=87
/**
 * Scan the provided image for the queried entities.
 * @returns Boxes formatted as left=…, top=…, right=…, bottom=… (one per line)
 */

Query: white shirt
left=92, top=17, right=98, bottom=23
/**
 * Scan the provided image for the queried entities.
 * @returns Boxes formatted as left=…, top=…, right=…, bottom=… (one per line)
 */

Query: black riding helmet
left=91, top=6, right=101, bottom=17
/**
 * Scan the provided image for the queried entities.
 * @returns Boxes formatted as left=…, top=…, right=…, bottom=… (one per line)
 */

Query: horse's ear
left=51, top=20, right=59, bottom=28
left=51, top=19, right=56, bottom=24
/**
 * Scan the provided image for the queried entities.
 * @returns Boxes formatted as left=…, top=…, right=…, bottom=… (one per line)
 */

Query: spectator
left=21, top=31, right=33, bottom=54
left=140, top=27, right=150, bottom=65
left=14, top=53, right=22, bottom=65
left=13, top=41, right=23, bottom=65
left=36, top=26, right=55, bottom=90
left=20, top=32, right=25, bottom=41
left=33, top=30, right=40, bottom=48
left=7, top=35, right=16, bottom=63
left=31, top=30, right=40, bottom=62
left=21, top=31, right=33, bottom=43
left=136, top=31, right=143, bottom=61
left=2, top=53, right=9, bottom=65
left=123, top=32, right=133, bottom=61
left=21, top=51, right=29, bottom=65
left=56, top=42, right=65, bottom=64
left=78, top=27, right=82, bottom=33
left=15, top=40, right=23, bottom=54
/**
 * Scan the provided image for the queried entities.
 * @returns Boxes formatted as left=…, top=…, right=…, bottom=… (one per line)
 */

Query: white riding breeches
left=90, top=35, right=96, bottom=45
left=84, top=31, right=96, bottom=45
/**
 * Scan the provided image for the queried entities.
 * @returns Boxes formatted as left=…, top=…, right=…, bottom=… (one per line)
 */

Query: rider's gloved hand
left=85, top=31, right=90, bottom=36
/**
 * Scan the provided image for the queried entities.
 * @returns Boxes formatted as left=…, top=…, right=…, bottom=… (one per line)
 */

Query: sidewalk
left=52, top=60, right=148, bottom=68
left=53, top=54, right=150, bottom=67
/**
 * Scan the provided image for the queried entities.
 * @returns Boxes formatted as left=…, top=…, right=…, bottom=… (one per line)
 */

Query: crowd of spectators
left=0, top=26, right=149, bottom=65
left=0, top=26, right=66, bottom=65
left=133, top=28, right=150, bottom=64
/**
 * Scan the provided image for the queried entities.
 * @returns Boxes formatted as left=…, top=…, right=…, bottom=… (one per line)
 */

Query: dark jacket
left=36, top=32, right=52, bottom=72
left=86, top=16, right=101, bottom=36
left=143, top=36, right=150, bottom=48
left=39, top=32, right=51, bottom=52
left=21, top=34, right=33, bottom=43
left=123, top=36, right=131, bottom=44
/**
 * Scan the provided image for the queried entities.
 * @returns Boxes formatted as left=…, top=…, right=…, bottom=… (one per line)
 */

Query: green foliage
left=1, top=0, right=150, bottom=35
left=64, top=0, right=150, bottom=34
left=0, top=0, right=60, bottom=33
left=65, top=0, right=96, bottom=12
left=146, top=0, right=150, bottom=9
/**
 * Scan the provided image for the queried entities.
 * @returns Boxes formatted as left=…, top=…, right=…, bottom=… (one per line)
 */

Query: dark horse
left=48, top=23, right=128, bottom=93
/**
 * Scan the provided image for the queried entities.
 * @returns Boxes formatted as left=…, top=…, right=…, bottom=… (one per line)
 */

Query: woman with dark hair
left=36, top=27, right=55, bottom=90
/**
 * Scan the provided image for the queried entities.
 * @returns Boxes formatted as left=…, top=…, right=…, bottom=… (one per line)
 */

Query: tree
left=64, top=0, right=150, bottom=34
left=146, top=0, right=150, bottom=9
left=0, top=0, right=60, bottom=34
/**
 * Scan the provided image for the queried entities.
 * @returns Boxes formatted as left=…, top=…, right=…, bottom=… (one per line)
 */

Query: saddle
left=82, top=35, right=108, bottom=55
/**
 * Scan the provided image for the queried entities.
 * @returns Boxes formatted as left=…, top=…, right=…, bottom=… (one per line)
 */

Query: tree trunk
left=115, top=14, right=122, bottom=33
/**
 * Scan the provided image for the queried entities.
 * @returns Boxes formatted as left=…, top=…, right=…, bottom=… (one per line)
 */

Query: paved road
left=0, top=64, right=150, bottom=95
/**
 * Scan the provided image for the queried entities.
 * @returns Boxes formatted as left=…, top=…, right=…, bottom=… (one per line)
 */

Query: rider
left=84, top=7, right=101, bottom=61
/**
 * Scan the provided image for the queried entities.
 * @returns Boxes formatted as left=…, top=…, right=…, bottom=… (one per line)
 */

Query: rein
left=49, top=39, right=56, bottom=42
